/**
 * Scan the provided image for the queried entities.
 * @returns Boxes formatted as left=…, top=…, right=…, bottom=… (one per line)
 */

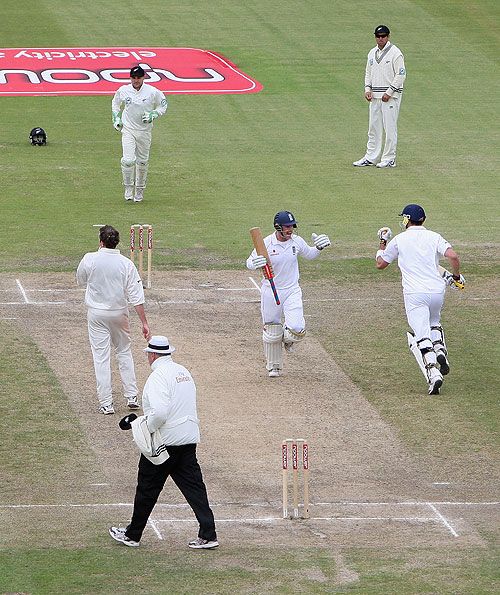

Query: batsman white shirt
left=380, top=227, right=450, bottom=294
left=112, top=82, right=167, bottom=131
left=76, top=248, right=145, bottom=309
left=142, top=356, right=200, bottom=446
left=246, top=233, right=320, bottom=290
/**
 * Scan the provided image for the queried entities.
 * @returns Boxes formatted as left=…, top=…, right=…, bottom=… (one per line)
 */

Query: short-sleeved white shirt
left=381, top=226, right=450, bottom=293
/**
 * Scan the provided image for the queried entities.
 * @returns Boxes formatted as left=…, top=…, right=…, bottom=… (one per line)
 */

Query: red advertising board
left=0, top=47, right=263, bottom=96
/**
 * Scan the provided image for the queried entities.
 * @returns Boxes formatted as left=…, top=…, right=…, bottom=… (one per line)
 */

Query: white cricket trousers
left=261, top=285, right=305, bottom=332
left=121, top=128, right=152, bottom=164
left=404, top=292, right=445, bottom=361
left=365, top=96, right=402, bottom=163
left=87, top=308, right=138, bottom=406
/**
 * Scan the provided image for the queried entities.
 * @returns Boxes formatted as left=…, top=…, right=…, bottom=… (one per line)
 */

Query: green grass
left=1, top=0, right=499, bottom=592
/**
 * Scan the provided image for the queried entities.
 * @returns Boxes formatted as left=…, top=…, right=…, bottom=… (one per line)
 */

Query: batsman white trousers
left=261, top=284, right=305, bottom=332
left=365, top=96, right=402, bottom=163
left=87, top=308, right=138, bottom=406
left=404, top=292, right=445, bottom=345
left=121, top=127, right=152, bottom=164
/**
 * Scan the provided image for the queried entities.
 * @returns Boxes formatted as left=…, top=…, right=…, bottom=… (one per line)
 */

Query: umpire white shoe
left=188, top=537, right=219, bottom=550
left=134, top=188, right=144, bottom=202
left=376, top=159, right=396, bottom=168
left=124, top=185, right=134, bottom=201
left=353, top=157, right=375, bottom=167
left=109, top=526, right=140, bottom=547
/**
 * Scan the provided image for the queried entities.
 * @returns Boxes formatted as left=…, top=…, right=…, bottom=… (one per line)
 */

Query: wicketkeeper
left=375, top=204, right=465, bottom=395
left=112, top=65, right=168, bottom=203
left=246, top=211, right=331, bottom=378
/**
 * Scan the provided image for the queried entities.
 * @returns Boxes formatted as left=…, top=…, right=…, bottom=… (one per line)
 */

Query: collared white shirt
left=247, top=233, right=320, bottom=291
left=76, top=247, right=145, bottom=309
left=112, top=83, right=167, bottom=131
left=142, top=356, right=200, bottom=446
left=381, top=227, right=450, bottom=293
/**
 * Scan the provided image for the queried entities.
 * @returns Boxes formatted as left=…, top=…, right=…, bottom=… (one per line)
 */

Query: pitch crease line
left=427, top=503, right=459, bottom=537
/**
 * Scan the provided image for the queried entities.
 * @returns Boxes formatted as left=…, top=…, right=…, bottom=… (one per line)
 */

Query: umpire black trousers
left=125, top=444, right=217, bottom=543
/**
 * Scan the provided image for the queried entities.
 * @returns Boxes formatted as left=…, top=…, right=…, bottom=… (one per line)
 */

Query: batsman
left=375, top=204, right=465, bottom=395
left=247, top=211, right=331, bottom=378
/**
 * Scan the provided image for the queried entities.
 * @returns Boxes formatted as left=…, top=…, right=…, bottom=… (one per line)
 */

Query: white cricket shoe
left=109, top=526, right=140, bottom=547
left=124, top=185, right=134, bottom=201
left=134, top=188, right=144, bottom=202
left=99, top=404, right=115, bottom=415
left=353, top=157, right=375, bottom=167
left=376, top=159, right=396, bottom=168
left=436, top=351, right=450, bottom=375
left=427, top=367, right=443, bottom=395
left=268, top=365, right=281, bottom=377
left=127, top=396, right=140, bottom=410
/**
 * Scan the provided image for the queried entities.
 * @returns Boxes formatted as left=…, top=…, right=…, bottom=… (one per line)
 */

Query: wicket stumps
left=130, top=224, right=153, bottom=289
left=282, top=438, right=309, bottom=519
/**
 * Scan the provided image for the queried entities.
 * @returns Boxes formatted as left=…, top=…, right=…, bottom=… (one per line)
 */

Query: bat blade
left=250, top=227, right=280, bottom=305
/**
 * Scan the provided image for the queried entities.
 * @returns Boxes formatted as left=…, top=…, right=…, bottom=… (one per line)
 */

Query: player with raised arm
left=375, top=204, right=464, bottom=395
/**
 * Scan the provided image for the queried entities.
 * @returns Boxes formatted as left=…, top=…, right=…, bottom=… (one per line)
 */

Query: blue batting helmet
left=274, top=211, right=297, bottom=231
left=400, top=204, right=426, bottom=225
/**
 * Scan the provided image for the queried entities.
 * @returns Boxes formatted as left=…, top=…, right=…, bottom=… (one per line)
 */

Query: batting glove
left=446, top=273, right=466, bottom=290
left=252, top=255, right=268, bottom=269
left=377, top=227, right=393, bottom=242
left=112, top=112, right=122, bottom=131
left=312, top=233, right=331, bottom=250
left=119, top=413, right=137, bottom=430
left=142, top=110, right=159, bottom=124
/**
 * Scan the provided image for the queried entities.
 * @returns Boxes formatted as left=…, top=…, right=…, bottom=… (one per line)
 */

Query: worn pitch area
left=0, top=271, right=497, bottom=549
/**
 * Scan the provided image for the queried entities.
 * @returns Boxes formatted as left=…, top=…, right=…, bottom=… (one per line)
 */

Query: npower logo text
left=0, top=47, right=263, bottom=96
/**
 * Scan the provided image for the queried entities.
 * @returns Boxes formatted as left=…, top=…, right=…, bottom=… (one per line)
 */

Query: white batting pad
left=121, top=162, right=135, bottom=186
left=135, top=162, right=149, bottom=189
left=283, top=326, right=306, bottom=346
left=263, top=324, right=283, bottom=371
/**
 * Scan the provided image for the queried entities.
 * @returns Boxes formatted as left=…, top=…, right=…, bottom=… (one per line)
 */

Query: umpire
left=109, top=336, right=218, bottom=549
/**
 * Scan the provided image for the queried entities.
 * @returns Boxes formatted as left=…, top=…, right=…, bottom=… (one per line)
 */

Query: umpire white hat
left=144, top=335, right=176, bottom=354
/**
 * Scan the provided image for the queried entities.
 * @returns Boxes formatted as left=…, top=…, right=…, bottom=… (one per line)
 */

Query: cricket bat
left=250, top=227, right=280, bottom=305
left=438, top=265, right=465, bottom=290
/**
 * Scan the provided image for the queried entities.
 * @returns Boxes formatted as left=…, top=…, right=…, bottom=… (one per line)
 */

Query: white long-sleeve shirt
left=365, top=42, right=406, bottom=98
left=142, top=356, right=200, bottom=446
left=246, top=233, right=320, bottom=291
left=76, top=247, right=145, bottom=309
left=380, top=227, right=450, bottom=294
left=112, top=82, right=167, bottom=131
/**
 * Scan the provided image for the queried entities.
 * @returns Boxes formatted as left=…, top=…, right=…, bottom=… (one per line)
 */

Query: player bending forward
left=246, top=211, right=331, bottom=377
left=375, top=204, right=465, bottom=395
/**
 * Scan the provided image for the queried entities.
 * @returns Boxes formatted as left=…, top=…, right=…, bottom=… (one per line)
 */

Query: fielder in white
left=353, top=25, right=406, bottom=169
left=112, top=65, right=168, bottom=202
left=77, top=225, right=151, bottom=414
left=375, top=204, right=465, bottom=395
left=246, top=211, right=331, bottom=377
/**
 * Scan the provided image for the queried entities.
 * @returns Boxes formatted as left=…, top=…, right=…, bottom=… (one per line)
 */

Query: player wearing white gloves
left=375, top=204, right=464, bottom=395
left=246, top=211, right=331, bottom=377
left=112, top=65, right=167, bottom=203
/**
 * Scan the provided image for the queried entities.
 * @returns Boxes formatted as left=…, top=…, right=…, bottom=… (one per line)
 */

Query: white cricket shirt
left=112, top=82, right=167, bottom=131
left=365, top=42, right=406, bottom=98
left=381, top=227, right=450, bottom=294
left=76, top=248, right=145, bottom=309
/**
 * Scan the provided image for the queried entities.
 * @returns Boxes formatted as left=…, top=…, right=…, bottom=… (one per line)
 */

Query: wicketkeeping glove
left=312, top=233, right=331, bottom=250
left=377, top=227, right=393, bottom=242
left=142, top=110, right=159, bottom=124
left=445, top=272, right=466, bottom=290
left=112, top=111, right=122, bottom=131
left=252, top=255, right=267, bottom=269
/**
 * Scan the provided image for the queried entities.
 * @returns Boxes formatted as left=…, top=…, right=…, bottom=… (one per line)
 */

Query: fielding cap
left=144, top=335, right=175, bottom=354
left=400, top=204, right=426, bottom=223
left=130, top=65, right=145, bottom=78
left=374, top=25, right=390, bottom=36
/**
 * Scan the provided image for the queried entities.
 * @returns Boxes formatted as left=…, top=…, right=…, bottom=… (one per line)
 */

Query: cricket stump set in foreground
left=282, top=438, right=309, bottom=519
left=130, top=224, right=153, bottom=289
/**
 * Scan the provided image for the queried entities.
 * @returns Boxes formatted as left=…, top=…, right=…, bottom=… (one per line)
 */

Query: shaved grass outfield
left=1, top=0, right=499, bottom=593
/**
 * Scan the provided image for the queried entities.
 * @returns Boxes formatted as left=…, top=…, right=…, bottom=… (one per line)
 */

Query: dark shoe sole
left=437, top=354, right=450, bottom=375
left=428, top=379, right=443, bottom=395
